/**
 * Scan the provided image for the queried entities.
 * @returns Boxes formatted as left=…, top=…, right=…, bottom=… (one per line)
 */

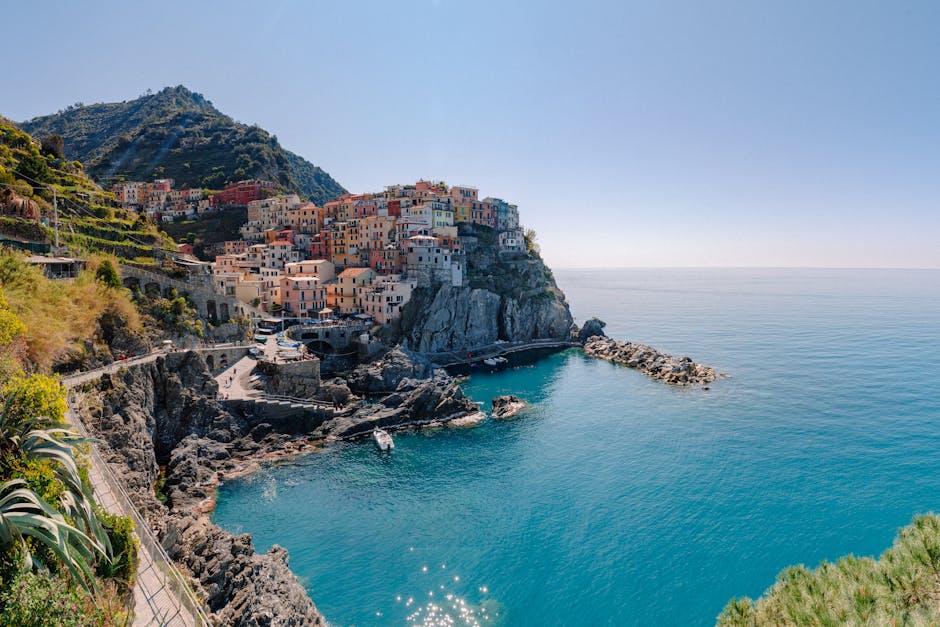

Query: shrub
left=0, top=571, right=107, bottom=627
left=95, top=510, right=137, bottom=587
left=94, top=260, right=121, bottom=289
left=0, top=373, right=67, bottom=425
left=718, top=514, right=940, bottom=626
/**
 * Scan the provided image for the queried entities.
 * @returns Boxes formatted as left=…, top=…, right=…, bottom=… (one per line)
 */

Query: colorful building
left=211, top=179, right=275, bottom=207
left=279, top=275, right=327, bottom=316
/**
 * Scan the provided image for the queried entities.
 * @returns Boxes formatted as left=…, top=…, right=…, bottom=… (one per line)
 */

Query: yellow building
left=324, top=267, right=376, bottom=314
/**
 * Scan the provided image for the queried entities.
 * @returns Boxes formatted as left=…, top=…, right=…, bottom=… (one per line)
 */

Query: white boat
left=373, top=428, right=394, bottom=451
left=483, top=356, right=509, bottom=367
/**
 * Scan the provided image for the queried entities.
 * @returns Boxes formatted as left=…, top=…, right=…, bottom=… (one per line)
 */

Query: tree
left=94, top=261, right=121, bottom=289
left=524, top=228, right=541, bottom=256
left=40, top=136, right=64, bottom=160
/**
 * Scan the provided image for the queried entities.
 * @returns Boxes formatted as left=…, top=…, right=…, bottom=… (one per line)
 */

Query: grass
left=0, top=251, right=143, bottom=371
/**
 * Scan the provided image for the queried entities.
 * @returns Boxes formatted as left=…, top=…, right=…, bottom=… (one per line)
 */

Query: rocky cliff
left=398, top=224, right=573, bottom=353
left=71, top=347, right=481, bottom=625
left=74, top=352, right=325, bottom=626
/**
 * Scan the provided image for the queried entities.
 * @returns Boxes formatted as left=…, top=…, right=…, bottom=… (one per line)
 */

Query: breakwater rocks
left=583, top=335, right=719, bottom=386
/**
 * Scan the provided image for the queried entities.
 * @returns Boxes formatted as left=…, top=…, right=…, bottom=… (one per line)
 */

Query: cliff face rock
left=74, top=352, right=323, bottom=625
left=399, top=224, right=573, bottom=353
left=72, top=348, right=483, bottom=625
left=399, top=286, right=501, bottom=353
left=161, top=515, right=322, bottom=626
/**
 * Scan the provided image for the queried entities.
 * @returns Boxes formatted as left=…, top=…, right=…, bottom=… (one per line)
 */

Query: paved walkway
left=215, top=355, right=257, bottom=401
left=63, top=350, right=213, bottom=626
left=422, top=338, right=578, bottom=367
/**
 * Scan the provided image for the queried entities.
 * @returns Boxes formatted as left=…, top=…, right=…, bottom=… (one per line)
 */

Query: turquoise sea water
left=213, top=269, right=940, bottom=626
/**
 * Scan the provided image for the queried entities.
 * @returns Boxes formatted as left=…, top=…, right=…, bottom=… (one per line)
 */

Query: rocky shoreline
left=71, top=347, right=484, bottom=625
left=70, top=316, right=722, bottom=624
left=582, top=334, right=719, bottom=386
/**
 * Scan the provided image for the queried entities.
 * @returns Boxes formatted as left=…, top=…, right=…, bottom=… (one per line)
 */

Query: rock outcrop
left=582, top=335, right=718, bottom=386
left=344, top=347, right=433, bottom=395
left=71, top=347, right=484, bottom=624
left=491, top=395, right=527, bottom=419
left=398, top=224, right=573, bottom=353
left=74, top=352, right=324, bottom=625
left=161, top=515, right=322, bottom=626
left=576, top=317, right=607, bottom=344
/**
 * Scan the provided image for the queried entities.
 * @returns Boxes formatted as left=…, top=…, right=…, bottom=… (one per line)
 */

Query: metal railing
left=65, top=393, right=212, bottom=626
left=249, top=392, right=334, bottom=408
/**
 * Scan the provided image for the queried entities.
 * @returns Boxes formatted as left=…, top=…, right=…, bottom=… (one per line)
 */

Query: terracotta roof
left=338, top=267, right=373, bottom=277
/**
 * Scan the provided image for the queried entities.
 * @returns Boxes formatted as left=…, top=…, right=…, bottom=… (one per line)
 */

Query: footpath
left=61, top=347, right=246, bottom=626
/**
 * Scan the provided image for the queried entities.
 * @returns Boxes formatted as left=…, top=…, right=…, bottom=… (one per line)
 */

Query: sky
left=5, top=0, right=939, bottom=268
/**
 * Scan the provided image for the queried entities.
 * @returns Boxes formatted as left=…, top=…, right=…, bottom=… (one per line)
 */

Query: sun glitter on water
left=398, top=562, right=502, bottom=626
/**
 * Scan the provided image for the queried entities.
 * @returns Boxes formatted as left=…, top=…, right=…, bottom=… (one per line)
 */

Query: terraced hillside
left=0, top=117, right=175, bottom=260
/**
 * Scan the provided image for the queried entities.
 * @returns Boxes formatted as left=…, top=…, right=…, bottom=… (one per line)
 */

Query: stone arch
left=206, top=300, right=218, bottom=323
left=163, top=285, right=178, bottom=299
left=219, top=303, right=230, bottom=322
left=122, top=276, right=141, bottom=291
left=305, top=340, right=334, bottom=356
left=206, top=355, right=215, bottom=371
left=144, top=282, right=162, bottom=297
left=219, top=354, right=228, bottom=369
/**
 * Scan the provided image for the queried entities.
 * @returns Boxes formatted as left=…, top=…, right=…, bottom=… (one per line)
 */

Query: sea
left=213, top=268, right=940, bottom=626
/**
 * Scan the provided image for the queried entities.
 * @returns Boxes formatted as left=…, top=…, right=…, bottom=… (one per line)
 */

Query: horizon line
left=549, top=265, right=940, bottom=271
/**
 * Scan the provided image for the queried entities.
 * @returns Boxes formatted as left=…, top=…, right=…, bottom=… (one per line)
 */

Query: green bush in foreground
left=718, top=514, right=940, bottom=625
left=95, top=509, right=137, bottom=588
left=0, top=571, right=109, bottom=627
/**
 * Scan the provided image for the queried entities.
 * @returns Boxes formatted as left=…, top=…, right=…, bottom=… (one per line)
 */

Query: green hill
left=20, top=86, right=346, bottom=204
left=0, top=117, right=175, bottom=260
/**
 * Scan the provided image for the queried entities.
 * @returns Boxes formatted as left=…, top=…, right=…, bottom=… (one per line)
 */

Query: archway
left=219, top=303, right=230, bottom=322
left=144, top=282, right=161, bottom=297
left=305, top=340, right=334, bottom=356
left=206, top=300, right=218, bottom=323
left=206, top=355, right=215, bottom=371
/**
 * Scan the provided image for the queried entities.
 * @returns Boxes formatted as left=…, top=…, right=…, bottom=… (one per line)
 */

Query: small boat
left=483, top=356, right=509, bottom=367
left=373, top=428, right=394, bottom=451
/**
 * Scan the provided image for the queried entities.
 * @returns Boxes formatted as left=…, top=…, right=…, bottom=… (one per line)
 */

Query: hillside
left=0, top=117, right=175, bottom=260
left=21, top=86, right=346, bottom=204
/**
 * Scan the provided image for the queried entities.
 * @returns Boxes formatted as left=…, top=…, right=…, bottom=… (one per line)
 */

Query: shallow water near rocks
left=213, top=268, right=940, bottom=626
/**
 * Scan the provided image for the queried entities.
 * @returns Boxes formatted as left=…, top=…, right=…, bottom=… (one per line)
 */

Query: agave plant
left=0, top=479, right=104, bottom=589
left=0, top=394, right=111, bottom=589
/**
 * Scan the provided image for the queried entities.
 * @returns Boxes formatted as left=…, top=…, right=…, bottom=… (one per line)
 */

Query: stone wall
left=256, top=358, right=321, bottom=397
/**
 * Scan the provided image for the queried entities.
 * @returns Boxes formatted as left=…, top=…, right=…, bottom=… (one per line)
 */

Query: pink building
left=279, top=275, right=326, bottom=316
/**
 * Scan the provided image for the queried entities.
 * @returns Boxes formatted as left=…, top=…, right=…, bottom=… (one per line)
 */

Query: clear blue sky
left=5, top=0, right=939, bottom=268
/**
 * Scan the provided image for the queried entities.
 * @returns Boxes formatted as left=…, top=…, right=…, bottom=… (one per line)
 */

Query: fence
left=66, top=391, right=212, bottom=626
